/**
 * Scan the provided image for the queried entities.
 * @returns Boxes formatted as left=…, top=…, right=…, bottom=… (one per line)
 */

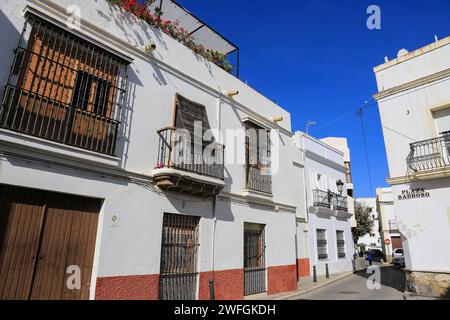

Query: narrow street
left=290, top=264, right=406, bottom=300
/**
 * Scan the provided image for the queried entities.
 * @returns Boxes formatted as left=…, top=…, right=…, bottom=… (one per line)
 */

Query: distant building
left=376, top=187, right=402, bottom=262
left=321, top=137, right=357, bottom=229
left=294, top=133, right=354, bottom=277
left=355, top=198, right=382, bottom=252
left=374, top=36, right=450, bottom=298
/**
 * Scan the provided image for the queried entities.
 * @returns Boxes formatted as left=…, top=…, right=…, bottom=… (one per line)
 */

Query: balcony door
left=171, top=94, right=222, bottom=178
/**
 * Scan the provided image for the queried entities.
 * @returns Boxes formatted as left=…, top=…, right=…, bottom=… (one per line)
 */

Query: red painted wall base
left=267, top=265, right=298, bottom=295
left=198, top=269, right=244, bottom=300
left=297, top=258, right=311, bottom=278
left=95, top=264, right=299, bottom=300
left=95, top=275, right=159, bottom=300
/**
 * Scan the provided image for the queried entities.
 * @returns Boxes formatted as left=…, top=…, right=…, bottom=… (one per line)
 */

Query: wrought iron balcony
left=153, top=127, right=225, bottom=196
left=312, top=189, right=348, bottom=212
left=313, top=189, right=331, bottom=209
left=407, top=135, right=450, bottom=173
left=333, top=194, right=348, bottom=212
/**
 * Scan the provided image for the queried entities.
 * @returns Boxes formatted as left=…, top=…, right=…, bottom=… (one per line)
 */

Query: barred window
left=316, top=229, right=328, bottom=260
left=0, top=14, right=128, bottom=156
left=245, top=121, right=272, bottom=194
left=336, top=230, right=346, bottom=259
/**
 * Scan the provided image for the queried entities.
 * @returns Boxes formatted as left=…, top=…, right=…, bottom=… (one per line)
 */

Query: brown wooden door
left=0, top=186, right=101, bottom=300
left=0, top=186, right=46, bottom=300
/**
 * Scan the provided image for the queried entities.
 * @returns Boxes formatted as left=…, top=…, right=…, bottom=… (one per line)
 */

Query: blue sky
left=177, top=0, right=450, bottom=198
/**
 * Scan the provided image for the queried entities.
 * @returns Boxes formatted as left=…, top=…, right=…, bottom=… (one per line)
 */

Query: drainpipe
left=208, top=90, right=224, bottom=300
left=210, top=196, right=218, bottom=300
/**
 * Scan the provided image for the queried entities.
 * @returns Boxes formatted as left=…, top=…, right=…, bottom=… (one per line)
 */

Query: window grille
left=159, top=214, right=200, bottom=300
left=244, top=223, right=266, bottom=296
left=0, top=14, right=128, bottom=156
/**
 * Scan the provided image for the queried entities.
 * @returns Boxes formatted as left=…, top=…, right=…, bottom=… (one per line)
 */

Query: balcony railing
left=156, top=127, right=225, bottom=181
left=313, top=189, right=348, bottom=212
left=407, top=135, right=450, bottom=172
left=333, top=194, right=348, bottom=212
left=245, top=166, right=272, bottom=195
left=0, top=85, right=120, bottom=156
left=313, top=189, right=331, bottom=209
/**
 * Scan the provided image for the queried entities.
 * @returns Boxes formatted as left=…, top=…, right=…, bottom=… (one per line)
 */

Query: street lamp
left=336, top=180, right=345, bottom=196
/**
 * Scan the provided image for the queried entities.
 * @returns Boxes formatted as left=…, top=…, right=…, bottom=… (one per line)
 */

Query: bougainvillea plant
left=106, top=0, right=233, bottom=73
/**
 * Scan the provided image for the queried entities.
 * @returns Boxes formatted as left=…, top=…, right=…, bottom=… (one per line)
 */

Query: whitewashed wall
left=295, top=133, right=354, bottom=276
left=0, top=0, right=302, bottom=298
left=374, top=38, right=450, bottom=274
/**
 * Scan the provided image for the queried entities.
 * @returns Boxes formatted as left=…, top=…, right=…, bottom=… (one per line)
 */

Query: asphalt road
left=291, top=264, right=406, bottom=300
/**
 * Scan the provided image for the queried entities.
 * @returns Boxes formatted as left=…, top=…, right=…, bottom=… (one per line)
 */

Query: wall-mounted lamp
left=144, top=43, right=157, bottom=53
left=336, top=179, right=345, bottom=195
left=272, top=116, right=284, bottom=123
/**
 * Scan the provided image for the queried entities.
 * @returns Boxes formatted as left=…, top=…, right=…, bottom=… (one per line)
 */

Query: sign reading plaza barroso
left=398, top=188, right=431, bottom=201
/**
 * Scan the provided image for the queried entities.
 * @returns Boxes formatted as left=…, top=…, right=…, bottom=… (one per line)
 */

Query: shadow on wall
left=0, top=10, right=20, bottom=98
left=117, top=66, right=142, bottom=169
left=164, top=193, right=235, bottom=223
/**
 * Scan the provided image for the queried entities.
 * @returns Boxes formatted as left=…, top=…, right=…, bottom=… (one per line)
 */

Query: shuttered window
left=0, top=14, right=128, bottom=155
left=316, top=229, right=328, bottom=260
left=245, top=121, right=272, bottom=194
left=336, top=230, right=346, bottom=259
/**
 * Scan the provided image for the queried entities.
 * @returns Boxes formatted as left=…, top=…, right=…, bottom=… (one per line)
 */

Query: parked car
left=393, top=248, right=406, bottom=267
left=366, top=249, right=384, bottom=262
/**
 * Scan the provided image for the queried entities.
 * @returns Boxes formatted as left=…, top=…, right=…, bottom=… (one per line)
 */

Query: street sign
left=384, top=239, right=391, bottom=245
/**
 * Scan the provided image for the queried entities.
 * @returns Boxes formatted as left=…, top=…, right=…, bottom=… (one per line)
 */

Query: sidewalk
left=245, top=258, right=368, bottom=301
left=245, top=271, right=354, bottom=301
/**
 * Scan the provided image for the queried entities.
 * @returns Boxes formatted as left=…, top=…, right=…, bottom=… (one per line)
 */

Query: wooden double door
left=0, top=185, right=101, bottom=300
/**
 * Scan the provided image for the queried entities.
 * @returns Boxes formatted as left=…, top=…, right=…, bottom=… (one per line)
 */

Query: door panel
left=30, top=194, right=100, bottom=300
left=0, top=186, right=100, bottom=300
left=0, top=186, right=45, bottom=300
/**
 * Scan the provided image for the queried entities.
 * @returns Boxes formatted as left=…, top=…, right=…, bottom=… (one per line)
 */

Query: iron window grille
left=0, top=14, right=129, bottom=156
left=159, top=213, right=200, bottom=300
left=245, top=121, right=272, bottom=194
left=316, top=229, right=328, bottom=260
left=244, top=223, right=267, bottom=296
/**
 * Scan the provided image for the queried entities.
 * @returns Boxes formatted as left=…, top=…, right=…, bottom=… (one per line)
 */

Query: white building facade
left=0, top=0, right=305, bottom=300
left=294, top=133, right=354, bottom=277
left=376, top=187, right=402, bottom=262
left=355, top=198, right=382, bottom=252
left=374, top=36, right=450, bottom=298
left=321, top=137, right=357, bottom=230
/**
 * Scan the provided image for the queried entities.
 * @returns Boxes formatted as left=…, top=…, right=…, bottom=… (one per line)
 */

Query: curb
left=274, top=272, right=354, bottom=300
